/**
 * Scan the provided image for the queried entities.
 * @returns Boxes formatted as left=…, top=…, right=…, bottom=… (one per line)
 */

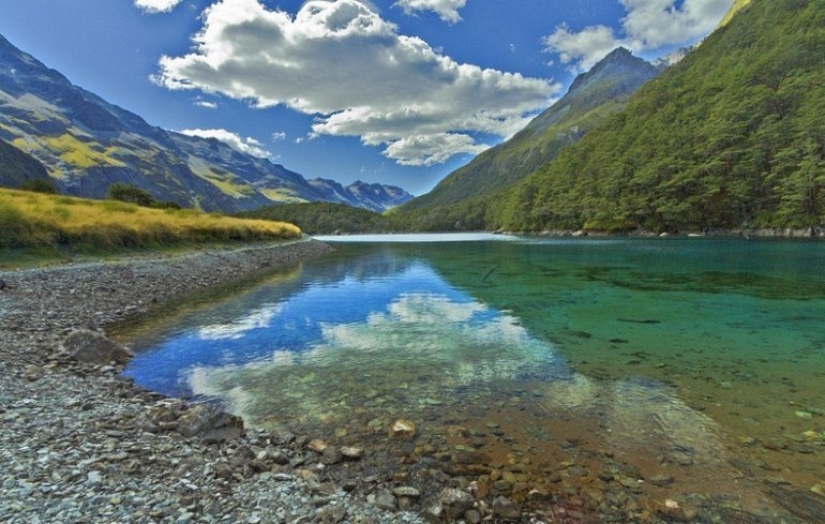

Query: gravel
left=0, top=239, right=426, bottom=524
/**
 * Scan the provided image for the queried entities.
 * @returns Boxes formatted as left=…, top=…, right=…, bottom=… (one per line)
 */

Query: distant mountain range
left=0, top=34, right=412, bottom=213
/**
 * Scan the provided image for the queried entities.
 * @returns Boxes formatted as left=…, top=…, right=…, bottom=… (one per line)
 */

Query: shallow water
left=119, top=235, right=825, bottom=519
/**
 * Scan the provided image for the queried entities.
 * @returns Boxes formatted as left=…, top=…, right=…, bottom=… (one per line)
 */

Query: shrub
left=20, top=179, right=59, bottom=194
left=107, top=183, right=155, bottom=207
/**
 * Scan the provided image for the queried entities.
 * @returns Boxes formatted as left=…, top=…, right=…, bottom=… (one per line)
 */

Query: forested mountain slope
left=395, top=48, right=661, bottom=230
left=488, top=0, right=824, bottom=234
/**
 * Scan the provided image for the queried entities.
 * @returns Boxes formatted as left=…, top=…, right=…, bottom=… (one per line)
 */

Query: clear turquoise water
left=120, top=235, right=825, bottom=510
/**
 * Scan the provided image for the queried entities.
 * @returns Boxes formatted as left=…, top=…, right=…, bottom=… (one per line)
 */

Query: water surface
left=119, top=235, right=825, bottom=519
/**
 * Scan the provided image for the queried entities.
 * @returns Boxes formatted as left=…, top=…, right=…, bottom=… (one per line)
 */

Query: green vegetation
left=0, top=188, right=301, bottom=264
left=396, top=48, right=659, bottom=230
left=106, top=183, right=181, bottom=209
left=409, top=0, right=824, bottom=234
left=239, top=202, right=400, bottom=235
left=20, top=179, right=59, bottom=194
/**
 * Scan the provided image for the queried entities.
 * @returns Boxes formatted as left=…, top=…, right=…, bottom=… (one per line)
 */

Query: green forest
left=396, top=0, right=825, bottom=234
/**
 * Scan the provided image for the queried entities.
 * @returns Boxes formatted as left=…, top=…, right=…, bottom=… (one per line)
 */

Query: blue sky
left=0, top=0, right=732, bottom=194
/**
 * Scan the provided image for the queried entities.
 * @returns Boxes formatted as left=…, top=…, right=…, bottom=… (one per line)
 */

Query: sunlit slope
left=719, top=0, right=754, bottom=26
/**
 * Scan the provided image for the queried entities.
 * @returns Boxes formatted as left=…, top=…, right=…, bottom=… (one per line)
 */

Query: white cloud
left=134, top=0, right=184, bottom=14
left=155, top=0, right=557, bottom=166
left=180, top=128, right=270, bottom=158
left=194, top=99, right=218, bottom=109
left=543, top=0, right=733, bottom=71
left=393, top=0, right=467, bottom=23
left=271, top=131, right=287, bottom=142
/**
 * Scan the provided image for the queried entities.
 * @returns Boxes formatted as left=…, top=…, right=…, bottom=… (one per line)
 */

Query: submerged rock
left=391, top=419, right=417, bottom=438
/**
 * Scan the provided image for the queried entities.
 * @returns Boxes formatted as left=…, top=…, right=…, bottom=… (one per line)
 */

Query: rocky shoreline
left=0, top=239, right=426, bottom=524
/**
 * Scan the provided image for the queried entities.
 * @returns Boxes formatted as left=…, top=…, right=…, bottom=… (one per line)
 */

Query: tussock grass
left=0, top=188, right=301, bottom=254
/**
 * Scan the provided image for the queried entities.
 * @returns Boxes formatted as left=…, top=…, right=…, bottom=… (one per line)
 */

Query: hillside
left=0, top=34, right=411, bottom=213
left=395, top=47, right=661, bottom=230
left=484, top=0, right=825, bottom=234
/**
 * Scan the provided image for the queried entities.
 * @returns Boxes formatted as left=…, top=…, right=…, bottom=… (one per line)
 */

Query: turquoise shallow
left=119, top=235, right=825, bottom=516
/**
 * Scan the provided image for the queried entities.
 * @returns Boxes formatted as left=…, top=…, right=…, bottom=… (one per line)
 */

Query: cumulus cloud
left=155, top=0, right=557, bottom=166
left=543, top=0, right=733, bottom=71
left=393, top=0, right=467, bottom=23
left=134, top=0, right=184, bottom=14
left=180, top=128, right=270, bottom=158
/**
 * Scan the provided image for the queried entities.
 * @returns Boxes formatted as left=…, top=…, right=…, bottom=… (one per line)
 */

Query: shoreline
left=0, top=238, right=425, bottom=523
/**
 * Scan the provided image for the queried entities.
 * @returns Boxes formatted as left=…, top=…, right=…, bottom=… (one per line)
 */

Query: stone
left=64, top=329, right=134, bottom=365
left=492, top=496, right=521, bottom=521
left=464, top=509, right=482, bottom=524
left=176, top=404, right=243, bottom=442
left=340, top=446, right=363, bottom=460
left=308, top=439, right=328, bottom=453
left=373, top=490, right=397, bottom=511
left=391, top=419, right=417, bottom=438
left=648, top=474, right=676, bottom=487
left=321, top=447, right=344, bottom=466
left=438, top=488, right=475, bottom=521
left=316, top=506, right=347, bottom=524
left=392, top=486, right=421, bottom=498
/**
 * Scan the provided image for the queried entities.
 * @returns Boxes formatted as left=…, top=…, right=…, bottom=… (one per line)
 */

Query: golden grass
left=0, top=188, right=301, bottom=253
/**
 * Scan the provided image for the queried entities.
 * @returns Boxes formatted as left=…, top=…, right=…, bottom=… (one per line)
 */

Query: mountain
left=0, top=34, right=411, bottom=212
left=0, top=137, right=50, bottom=187
left=308, top=178, right=413, bottom=212
left=484, top=0, right=825, bottom=234
left=394, top=47, right=661, bottom=230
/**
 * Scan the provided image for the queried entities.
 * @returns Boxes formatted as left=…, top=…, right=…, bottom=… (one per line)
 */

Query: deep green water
left=120, top=235, right=825, bottom=514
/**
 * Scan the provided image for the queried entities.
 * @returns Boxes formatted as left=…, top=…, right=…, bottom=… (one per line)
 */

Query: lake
left=118, top=234, right=825, bottom=521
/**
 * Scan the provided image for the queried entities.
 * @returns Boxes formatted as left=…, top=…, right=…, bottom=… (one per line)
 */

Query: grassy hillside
left=488, top=0, right=825, bottom=233
left=239, top=202, right=400, bottom=235
left=0, top=188, right=301, bottom=259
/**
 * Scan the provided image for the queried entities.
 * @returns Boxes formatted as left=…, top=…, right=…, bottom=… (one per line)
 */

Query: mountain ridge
left=0, top=34, right=411, bottom=213
left=395, top=46, right=661, bottom=229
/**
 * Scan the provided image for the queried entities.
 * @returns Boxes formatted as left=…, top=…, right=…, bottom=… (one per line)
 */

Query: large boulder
left=64, top=329, right=134, bottom=365
left=177, top=403, right=244, bottom=443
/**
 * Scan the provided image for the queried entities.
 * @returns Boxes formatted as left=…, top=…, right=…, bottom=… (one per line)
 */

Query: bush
left=20, top=179, right=59, bottom=194
left=107, top=183, right=155, bottom=207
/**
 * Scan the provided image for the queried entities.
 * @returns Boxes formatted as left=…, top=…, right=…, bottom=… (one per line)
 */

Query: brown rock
left=64, top=329, right=134, bottom=365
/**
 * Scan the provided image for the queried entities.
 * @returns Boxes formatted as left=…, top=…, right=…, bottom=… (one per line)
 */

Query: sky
left=0, top=0, right=733, bottom=195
